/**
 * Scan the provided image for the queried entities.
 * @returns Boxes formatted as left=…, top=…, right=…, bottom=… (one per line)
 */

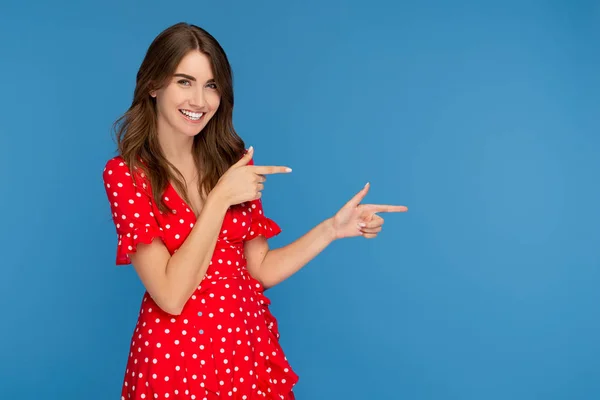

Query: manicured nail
left=358, top=222, right=366, bottom=227
left=285, top=167, right=292, bottom=172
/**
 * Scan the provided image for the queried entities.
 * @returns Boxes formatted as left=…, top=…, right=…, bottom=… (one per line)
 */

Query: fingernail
left=285, top=167, right=292, bottom=172
left=358, top=222, right=366, bottom=227
left=248, top=146, right=253, bottom=151
left=365, top=182, right=370, bottom=188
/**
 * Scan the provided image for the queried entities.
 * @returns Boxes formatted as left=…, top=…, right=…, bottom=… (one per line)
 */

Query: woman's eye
left=207, top=83, right=217, bottom=89
left=178, top=79, right=191, bottom=86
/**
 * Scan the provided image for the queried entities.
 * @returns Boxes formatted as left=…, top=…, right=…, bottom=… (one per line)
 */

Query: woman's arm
left=245, top=218, right=337, bottom=289
left=245, top=182, right=407, bottom=289
left=130, top=192, right=229, bottom=315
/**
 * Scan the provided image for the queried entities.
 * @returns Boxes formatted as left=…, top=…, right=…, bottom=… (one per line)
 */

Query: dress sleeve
left=102, top=157, right=165, bottom=265
left=244, top=157, right=282, bottom=241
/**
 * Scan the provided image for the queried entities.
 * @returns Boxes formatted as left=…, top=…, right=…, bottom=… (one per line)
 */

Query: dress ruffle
left=116, top=224, right=165, bottom=265
left=254, top=291, right=299, bottom=397
left=247, top=216, right=282, bottom=241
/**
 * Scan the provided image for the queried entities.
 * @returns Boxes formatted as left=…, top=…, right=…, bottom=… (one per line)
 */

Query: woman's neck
left=157, top=130, right=195, bottom=166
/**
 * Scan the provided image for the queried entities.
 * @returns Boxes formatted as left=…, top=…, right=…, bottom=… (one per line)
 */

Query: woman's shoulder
left=103, top=154, right=126, bottom=172
left=102, top=155, right=149, bottom=188
left=103, top=155, right=130, bottom=181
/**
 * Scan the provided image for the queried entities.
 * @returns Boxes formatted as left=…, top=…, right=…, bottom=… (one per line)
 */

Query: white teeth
left=180, top=110, right=203, bottom=120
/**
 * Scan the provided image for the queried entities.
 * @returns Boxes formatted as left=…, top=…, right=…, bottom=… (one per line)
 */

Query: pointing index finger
left=366, top=204, right=408, bottom=213
left=250, top=165, right=293, bottom=175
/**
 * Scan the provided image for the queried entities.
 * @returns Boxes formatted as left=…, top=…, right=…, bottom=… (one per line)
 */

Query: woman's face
left=152, top=50, right=221, bottom=139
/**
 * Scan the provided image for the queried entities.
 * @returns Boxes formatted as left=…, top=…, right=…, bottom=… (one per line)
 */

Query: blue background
left=1, top=1, right=599, bottom=399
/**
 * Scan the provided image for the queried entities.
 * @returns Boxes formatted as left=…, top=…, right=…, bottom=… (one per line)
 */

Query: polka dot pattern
left=103, top=156, right=297, bottom=399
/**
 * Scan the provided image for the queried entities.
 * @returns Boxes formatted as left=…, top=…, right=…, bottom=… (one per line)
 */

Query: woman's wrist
left=204, top=187, right=231, bottom=216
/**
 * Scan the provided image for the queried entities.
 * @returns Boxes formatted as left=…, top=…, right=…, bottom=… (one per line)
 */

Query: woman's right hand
left=213, top=147, right=292, bottom=206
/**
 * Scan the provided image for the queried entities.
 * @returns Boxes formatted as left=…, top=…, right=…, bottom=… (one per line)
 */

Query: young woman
left=102, top=22, right=407, bottom=400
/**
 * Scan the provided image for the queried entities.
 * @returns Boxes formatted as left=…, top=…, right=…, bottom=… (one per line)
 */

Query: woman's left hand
left=330, top=182, right=408, bottom=240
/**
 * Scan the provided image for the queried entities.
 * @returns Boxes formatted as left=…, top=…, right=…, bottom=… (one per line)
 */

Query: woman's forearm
left=258, top=218, right=338, bottom=289
left=164, top=191, right=229, bottom=311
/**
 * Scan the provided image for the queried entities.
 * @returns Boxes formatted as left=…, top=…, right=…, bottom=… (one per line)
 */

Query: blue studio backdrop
left=1, top=1, right=599, bottom=399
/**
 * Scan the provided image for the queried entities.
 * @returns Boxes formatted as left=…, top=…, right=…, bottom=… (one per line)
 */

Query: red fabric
left=103, top=156, right=297, bottom=400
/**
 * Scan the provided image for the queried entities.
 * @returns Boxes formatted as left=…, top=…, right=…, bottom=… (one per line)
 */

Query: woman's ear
left=149, top=82, right=157, bottom=97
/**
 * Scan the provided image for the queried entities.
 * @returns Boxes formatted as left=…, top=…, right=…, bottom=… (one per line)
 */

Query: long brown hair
left=112, top=22, right=245, bottom=212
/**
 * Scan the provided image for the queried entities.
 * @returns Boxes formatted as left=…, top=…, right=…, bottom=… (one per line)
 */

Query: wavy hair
left=112, top=22, right=245, bottom=212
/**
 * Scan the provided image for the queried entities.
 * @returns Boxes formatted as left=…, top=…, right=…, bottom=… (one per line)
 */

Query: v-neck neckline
left=135, top=157, right=206, bottom=219
left=166, top=181, right=202, bottom=219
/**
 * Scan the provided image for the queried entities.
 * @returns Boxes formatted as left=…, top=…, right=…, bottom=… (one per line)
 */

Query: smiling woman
left=102, top=22, right=407, bottom=400
left=153, top=62, right=220, bottom=130
left=113, top=23, right=242, bottom=216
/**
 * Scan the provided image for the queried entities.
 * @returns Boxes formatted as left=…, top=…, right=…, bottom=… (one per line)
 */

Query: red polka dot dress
left=102, top=156, right=299, bottom=400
